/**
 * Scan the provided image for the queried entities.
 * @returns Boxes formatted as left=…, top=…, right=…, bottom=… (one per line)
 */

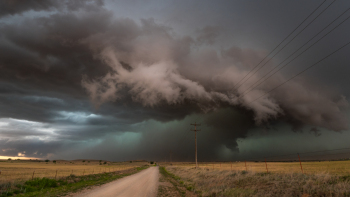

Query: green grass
left=0, top=165, right=149, bottom=197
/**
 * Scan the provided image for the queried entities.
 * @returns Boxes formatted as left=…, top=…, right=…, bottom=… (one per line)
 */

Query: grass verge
left=0, top=165, right=149, bottom=197
left=159, top=166, right=186, bottom=197
left=159, top=166, right=200, bottom=197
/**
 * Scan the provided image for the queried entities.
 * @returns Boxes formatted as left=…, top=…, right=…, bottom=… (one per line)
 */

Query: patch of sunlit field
left=162, top=160, right=350, bottom=175
left=0, top=160, right=148, bottom=184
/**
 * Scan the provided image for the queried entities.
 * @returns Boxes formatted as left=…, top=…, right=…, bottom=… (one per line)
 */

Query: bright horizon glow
left=0, top=155, right=41, bottom=160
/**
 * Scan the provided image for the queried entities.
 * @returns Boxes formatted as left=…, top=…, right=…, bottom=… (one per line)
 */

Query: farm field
left=0, top=160, right=148, bottom=184
left=161, top=161, right=350, bottom=196
left=165, top=160, right=350, bottom=175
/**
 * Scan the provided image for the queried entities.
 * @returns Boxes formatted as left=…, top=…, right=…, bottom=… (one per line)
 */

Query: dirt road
left=72, top=166, right=159, bottom=197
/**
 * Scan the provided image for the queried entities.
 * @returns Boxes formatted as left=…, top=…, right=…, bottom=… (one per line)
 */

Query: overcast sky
left=0, top=0, right=349, bottom=161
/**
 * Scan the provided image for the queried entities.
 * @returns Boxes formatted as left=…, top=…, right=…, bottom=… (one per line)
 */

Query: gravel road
left=72, top=166, right=159, bottom=197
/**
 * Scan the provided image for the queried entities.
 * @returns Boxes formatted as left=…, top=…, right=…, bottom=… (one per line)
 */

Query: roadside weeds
left=158, top=166, right=197, bottom=197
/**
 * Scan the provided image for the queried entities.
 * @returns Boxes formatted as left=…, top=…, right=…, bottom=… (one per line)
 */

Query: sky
left=0, top=0, right=350, bottom=162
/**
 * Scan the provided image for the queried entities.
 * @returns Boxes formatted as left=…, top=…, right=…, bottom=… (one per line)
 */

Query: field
left=160, top=161, right=350, bottom=197
left=168, top=160, right=350, bottom=175
left=0, top=160, right=148, bottom=184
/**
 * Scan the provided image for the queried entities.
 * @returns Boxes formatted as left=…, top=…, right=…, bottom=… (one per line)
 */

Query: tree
left=53, top=160, right=56, bottom=164
left=45, top=159, right=50, bottom=162
left=8, top=158, right=11, bottom=161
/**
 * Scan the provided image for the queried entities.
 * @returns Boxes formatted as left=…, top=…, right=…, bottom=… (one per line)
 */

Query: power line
left=241, top=8, right=350, bottom=96
left=235, top=0, right=336, bottom=90
left=232, top=0, right=328, bottom=89
left=246, top=40, right=350, bottom=105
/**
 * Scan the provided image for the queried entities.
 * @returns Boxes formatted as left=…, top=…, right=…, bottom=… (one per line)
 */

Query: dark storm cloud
left=80, top=16, right=348, bottom=131
left=0, top=138, right=63, bottom=158
left=0, top=0, right=59, bottom=18
left=0, top=0, right=349, bottom=161
left=0, top=9, right=114, bottom=100
left=0, top=0, right=104, bottom=18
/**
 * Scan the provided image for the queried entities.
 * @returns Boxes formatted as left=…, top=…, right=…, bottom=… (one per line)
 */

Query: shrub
left=83, top=160, right=85, bottom=162
left=103, top=162, right=107, bottom=164
left=25, top=178, right=58, bottom=188
left=7, top=158, right=11, bottom=161
left=45, top=159, right=50, bottom=162
left=53, top=160, right=56, bottom=164
left=13, top=189, right=20, bottom=194
left=24, top=185, right=37, bottom=193
left=150, top=161, right=154, bottom=164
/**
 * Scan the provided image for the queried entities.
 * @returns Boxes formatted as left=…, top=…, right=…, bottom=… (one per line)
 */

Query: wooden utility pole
left=190, top=122, right=201, bottom=169
left=298, top=153, right=304, bottom=174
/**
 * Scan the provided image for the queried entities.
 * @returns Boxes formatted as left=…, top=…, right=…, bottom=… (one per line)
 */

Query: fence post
left=298, top=153, right=304, bottom=174
left=55, top=170, right=57, bottom=179
left=32, top=170, right=35, bottom=180
left=245, top=161, right=247, bottom=171
left=265, top=158, right=268, bottom=173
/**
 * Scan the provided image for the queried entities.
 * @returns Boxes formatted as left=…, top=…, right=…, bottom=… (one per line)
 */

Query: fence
left=168, top=147, right=350, bottom=175
left=0, top=163, right=141, bottom=184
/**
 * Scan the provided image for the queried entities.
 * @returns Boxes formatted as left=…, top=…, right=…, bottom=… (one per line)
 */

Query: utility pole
left=190, top=122, right=201, bottom=168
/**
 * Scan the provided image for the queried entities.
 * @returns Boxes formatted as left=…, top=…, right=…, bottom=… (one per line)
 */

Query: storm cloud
left=0, top=0, right=349, bottom=161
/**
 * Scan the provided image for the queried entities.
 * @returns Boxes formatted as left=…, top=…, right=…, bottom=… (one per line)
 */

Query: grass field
left=0, top=160, right=148, bottom=185
left=167, top=160, right=350, bottom=175
left=0, top=165, right=150, bottom=197
left=161, top=161, right=350, bottom=196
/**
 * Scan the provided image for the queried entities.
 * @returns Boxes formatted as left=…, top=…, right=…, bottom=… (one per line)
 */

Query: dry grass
left=0, top=160, right=147, bottom=185
left=166, top=166, right=350, bottom=197
left=168, top=160, right=350, bottom=175
left=162, top=161, right=350, bottom=197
